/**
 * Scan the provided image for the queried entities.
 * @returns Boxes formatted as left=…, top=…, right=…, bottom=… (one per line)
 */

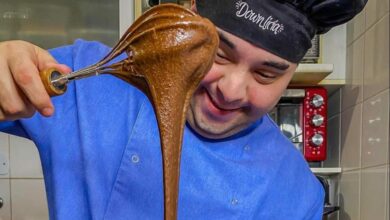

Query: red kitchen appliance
left=269, top=87, right=327, bottom=161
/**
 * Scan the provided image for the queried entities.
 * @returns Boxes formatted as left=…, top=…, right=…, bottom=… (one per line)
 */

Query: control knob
left=311, top=114, right=324, bottom=127
left=310, top=133, right=324, bottom=147
left=311, top=94, right=324, bottom=108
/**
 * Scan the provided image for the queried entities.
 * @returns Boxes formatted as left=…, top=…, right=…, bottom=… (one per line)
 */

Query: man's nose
left=216, top=70, right=247, bottom=104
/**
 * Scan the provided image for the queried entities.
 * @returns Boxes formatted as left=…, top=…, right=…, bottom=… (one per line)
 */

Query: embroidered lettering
left=235, top=0, right=284, bottom=35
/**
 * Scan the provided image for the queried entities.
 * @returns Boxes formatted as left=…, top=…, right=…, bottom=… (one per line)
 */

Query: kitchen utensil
left=39, top=4, right=218, bottom=220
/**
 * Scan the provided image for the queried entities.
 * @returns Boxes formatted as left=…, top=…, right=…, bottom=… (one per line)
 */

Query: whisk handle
left=39, top=68, right=67, bottom=97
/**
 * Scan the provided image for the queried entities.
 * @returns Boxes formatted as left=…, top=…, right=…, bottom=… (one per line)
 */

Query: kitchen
left=0, top=0, right=388, bottom=219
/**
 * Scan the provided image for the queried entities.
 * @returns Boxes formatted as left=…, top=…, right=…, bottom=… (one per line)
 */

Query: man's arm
left=0, top=40, right=71, bottom=121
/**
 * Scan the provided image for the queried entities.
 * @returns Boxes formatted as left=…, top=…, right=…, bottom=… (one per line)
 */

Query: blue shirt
left=0, top=40, right=324, bottom=220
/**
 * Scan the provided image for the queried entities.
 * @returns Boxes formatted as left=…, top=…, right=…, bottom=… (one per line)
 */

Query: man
left=0, top=0, right=366, bottom=219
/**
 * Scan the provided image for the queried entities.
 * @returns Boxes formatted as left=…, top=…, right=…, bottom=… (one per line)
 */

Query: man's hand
left=0, top=40, right=71, bottom=121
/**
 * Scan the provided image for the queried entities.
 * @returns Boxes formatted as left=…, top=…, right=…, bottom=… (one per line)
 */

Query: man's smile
left=201, top=87, right=241, bottom=121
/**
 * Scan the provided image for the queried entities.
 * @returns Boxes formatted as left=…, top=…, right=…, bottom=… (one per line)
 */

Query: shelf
left=290, top=64, right=334, bottom=86
left=310, top=167, right=342, bottom=175
left=319, top=79, right=345, bottom=95
left=289, top=64, right=345, bottom=95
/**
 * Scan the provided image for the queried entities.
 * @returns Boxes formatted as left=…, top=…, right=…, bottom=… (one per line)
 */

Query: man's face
left=186, top=29, right=298, bottom=139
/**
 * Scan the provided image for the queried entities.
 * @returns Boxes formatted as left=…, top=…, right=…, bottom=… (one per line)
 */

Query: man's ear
left=190, top=0, right=197, bottom=12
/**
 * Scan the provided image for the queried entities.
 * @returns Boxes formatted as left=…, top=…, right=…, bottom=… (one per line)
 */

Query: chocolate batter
left=41, top=4, right=218, bottom=220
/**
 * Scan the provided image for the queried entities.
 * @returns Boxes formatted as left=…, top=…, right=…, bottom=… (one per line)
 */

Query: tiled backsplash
left=362, top=90, right=389, bottom=168
left=363, top=15, right=389, bottom=100
left=360, top=165, right=388, bottom=220
left=9, top=136, right=44, bottom=178
left=335, top=1, right=389, bottom=219
left=339, top=170, right=361, bottom=220
left=11, top=179, right=48, bottom=219
left=0, top=135, right=48, bottom=219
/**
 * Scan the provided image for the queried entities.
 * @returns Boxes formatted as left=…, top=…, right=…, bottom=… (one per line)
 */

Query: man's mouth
left=203, top=89, right=240, bottom=118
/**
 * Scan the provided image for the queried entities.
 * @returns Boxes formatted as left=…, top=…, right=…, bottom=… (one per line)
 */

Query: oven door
left=270, top=103, right=304, bottom=153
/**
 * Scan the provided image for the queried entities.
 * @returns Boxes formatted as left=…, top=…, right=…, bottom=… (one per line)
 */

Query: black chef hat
left=196, top=0, right=367, bottom=63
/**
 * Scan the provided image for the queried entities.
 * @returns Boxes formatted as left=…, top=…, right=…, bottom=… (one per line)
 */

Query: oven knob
left=310, top=133, right=324, bottom=146
left=311, top=94, right=324, bottom=108
left=311, top=114, right=324, bottom=127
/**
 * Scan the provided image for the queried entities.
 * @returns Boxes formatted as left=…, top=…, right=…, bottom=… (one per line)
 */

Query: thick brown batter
left=41, top=3, right=219, bottom=220
left=104, top=5, right=219, bottom=219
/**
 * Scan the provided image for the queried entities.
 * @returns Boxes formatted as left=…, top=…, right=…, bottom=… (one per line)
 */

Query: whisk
left=39, top=3, right=219, bottom=220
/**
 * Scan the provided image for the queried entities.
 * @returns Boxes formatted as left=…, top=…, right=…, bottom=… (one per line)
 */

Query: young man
left=0, top=0, right=366, bottom=219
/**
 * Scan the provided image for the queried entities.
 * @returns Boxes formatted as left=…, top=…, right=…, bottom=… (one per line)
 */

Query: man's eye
left=254, top=71, right=277, bottom=84
left=215, top=52, right=230, bottom=64
left=256, top=71, right=276, bottom=79
left=217, top=52, right=228, bottom=59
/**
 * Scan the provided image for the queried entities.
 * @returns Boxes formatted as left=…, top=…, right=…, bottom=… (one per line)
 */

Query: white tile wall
left=342, top=36, right=364, bottom=111
left=347, top=7, right=366, bottom=45
left=363, top=15, right=389, bottom=100
left=11, top=179, right=48, bottom=220
left=362, top=89, right=389, bottom=168
left=341, top=104, right=362, bottom=171
left=0, top=179, right=11, bottom=220
left=365, top=0, right=389, bottom=29
left=360, top=165, right=388, bottom=220
left=339, top=170, right=361, bottom=220
left=340, top=3, right=389, bottom=220
left=0, top=134, right=9, bottom=178
left=0, top=133, right=48, bottom=220
left=9, top=135, right=43, bottom=178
